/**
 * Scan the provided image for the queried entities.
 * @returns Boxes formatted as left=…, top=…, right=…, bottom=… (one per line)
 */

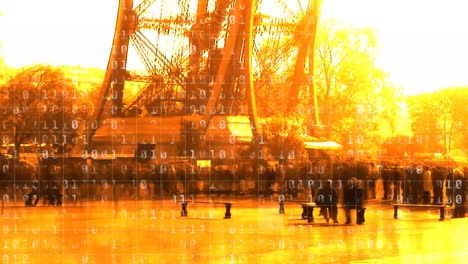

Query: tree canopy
left=0, top=65, right=91, bottom=158
left=254, top=19, right=412, bottom=159
left=407, top=87, right=468, bottom=158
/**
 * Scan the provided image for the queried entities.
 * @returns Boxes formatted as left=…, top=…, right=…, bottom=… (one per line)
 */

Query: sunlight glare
left=0, top=0, right=116, bottom=68
left=321, top=0, right=468, bottom=94
left=1, top=0, right=468, bottom=95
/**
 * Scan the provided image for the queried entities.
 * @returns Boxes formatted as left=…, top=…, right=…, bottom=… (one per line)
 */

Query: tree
left=0, top=65, right=91, bottom=159
left=255, top=19, right=411, bottom=159
left=407, top=87, right=468, bottom=157
left=308, top=20, right=411, bottom=156
left=261, top=116, right=308, bottom=163
left=0, top=57, right=9, bottom=85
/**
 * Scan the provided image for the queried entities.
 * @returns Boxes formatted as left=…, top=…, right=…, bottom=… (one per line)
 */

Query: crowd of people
left=272, top=159, right=467, bottom=222
left=10, top=157, right=467, bottom=221
left=24, top=181, right=63, bottom=206
left=315, top=178, right=366, bottom=224
left=380, top=163, right=466, bottom=218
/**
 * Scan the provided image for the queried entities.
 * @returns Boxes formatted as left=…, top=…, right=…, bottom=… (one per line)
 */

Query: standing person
left=431, top=166, right=445, bottom=204
left=25, top=180, right=40, bottom=206
left=356, top=161, right=369, bottom=200
left=414, top=164, right=424, bottom=203
left=343, top=178, right=365, bottom=224
left=403, top=165, right=414, bottom=203
left=367, top=162, right=378, bottom=199
left=265, top=166, right=275, bottom=196
left=452, top=169, right=465, bottom=218
left=47, top=183, right=63, bottom=206
left=422, top=165, right=432, bottom=204
left=408, top=164, right=419, bottom=203
left=316, top=180, right=339, bottom=223
left=355, top=179, right=365, bottom=224
left=392, top=165, right=402, bottom=202
left=382, top=165, right=393, bottom=200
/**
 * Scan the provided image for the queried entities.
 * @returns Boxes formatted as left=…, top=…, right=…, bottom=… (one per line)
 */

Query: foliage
left=0, top=57, right=10, bottom=85
left=305, top=19, right=412, bottom=156
left=261, top=115, right=308, bottom=164
left=407, top=87, right=468, bottom=155
left=0, top=65, right=91, bottom=158
left=250, top=19, right=405, bottom=157
left=255, top=19, right=413, bottom=159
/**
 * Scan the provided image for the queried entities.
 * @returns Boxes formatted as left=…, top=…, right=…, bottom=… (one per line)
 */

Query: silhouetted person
left=382, top=167, right=393, bottom=200
left=265, top=167, right=276, bottom=195
left=356, top=161, right=369, bottom=199
left=431, top=166, right=444, bottom=204
left=403, top=165, right=415, bottom=203
left=451, top=169, right=465, bottom=218
left=367, top=162, right=377, bottom=199
left=25, top=181, right=40, bottom=207
left=343, top=178, right=365, bottom=224
left=393, top=166, right=402, bottom=202
left=316, top=180, right=339, bottom=223
left=414, top=165, right=424, bottom=203
left=422, top=166, right=432, bottom=204
left=46, top=184, right=63, bottom=206
left=25, top=189, right=40, bottom=206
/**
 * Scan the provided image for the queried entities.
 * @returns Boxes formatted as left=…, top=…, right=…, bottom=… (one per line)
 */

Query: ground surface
left=1, top=198, right=467, bottom=264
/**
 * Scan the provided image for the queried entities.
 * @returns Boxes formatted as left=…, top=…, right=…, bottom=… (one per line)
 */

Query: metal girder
left=253, top=33, right=297, bottom=75
left=130, top=33, right=157, bottom=75
left=242, top=0, right=262, bottom=139
left=125, top=82, right=162, bottom=113
left=195, top=0, right=209, bottom=20
left=88, top=0, right=134, bottom=145
left=199, top=0, right=261, bottom=140
left=131, top=30, right=185, bottom=87
left=287, top=0, right=322, bottom=114
left=276, top=0, right=301, bottom=20
left=134, top=0, right=157, bottom=17
left=255, top=14, right=301, bottom=33
left=177, top=0, right=190, bottom=17
left=137, top=16, right=192, bottom=33
left=125, top=83, right=152, bottom=111
left=94, top=0, right=299, bottom=149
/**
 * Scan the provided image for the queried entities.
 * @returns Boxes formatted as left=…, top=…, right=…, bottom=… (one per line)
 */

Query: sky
left=320, top=0, right=468, bottom=95
left=1, top=0, right=468, bottom=95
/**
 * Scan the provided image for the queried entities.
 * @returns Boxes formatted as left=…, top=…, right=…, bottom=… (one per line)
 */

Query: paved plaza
left=1, top=197, right=467, bottom=263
